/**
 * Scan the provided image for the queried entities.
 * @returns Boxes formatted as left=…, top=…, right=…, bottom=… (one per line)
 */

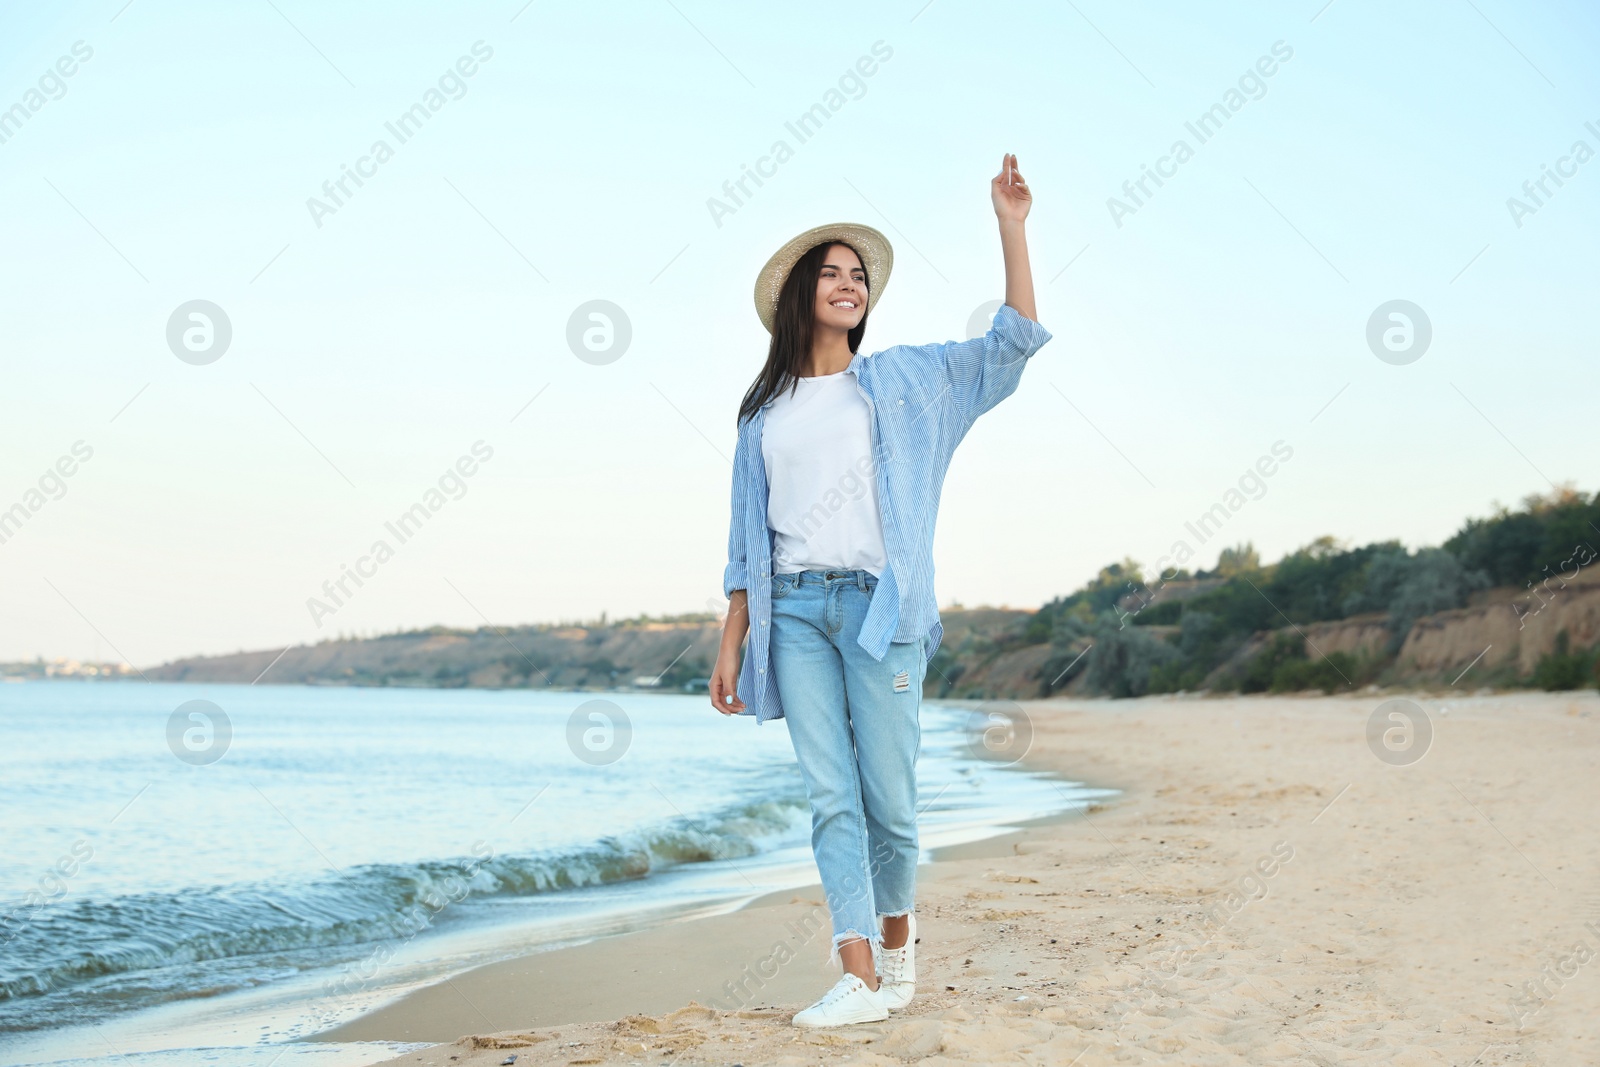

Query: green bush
left=1236, top=631, right=1359, bottom=694
left=1270, top=650, right=1357, bottom=694
left=1083, top=621, right=1180, bottom=698
left=1146, top=659, right=1210, bottom=693
left=1240, top=632, right=1305, bottom=693
left=1531, top=631, right=1597, bottom=691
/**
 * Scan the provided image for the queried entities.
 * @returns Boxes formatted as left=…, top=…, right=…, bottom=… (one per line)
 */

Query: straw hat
left=753, top=222, right=894, bottom=334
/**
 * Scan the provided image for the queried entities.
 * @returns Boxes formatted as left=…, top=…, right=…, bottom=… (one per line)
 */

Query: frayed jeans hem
left=827, top=929, right=883, bottom=968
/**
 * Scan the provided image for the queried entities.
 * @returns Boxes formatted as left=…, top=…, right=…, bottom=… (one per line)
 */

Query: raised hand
left=990, top=152, right=1032, bottom=224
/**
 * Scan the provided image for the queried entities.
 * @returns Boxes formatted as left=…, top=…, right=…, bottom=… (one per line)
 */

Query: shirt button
left=898, top=398, right=905, bottom=405
left=758, top=667, right=765, bottom=673
left=760, top=620, right=767, bottom=626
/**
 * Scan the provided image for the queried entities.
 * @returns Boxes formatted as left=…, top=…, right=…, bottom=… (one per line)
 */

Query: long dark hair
left=737, top=241, right=871, bottom=427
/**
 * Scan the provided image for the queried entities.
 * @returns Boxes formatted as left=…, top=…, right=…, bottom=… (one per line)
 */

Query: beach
left=344, top=690, right=1600, bottom=1067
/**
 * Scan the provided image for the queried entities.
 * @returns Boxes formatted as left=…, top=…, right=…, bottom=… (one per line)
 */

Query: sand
left=342, top=691, right=1600, bottom=1066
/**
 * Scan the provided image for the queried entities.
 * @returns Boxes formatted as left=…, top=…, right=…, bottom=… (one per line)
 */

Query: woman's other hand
left=711, top=589, right=749, bottom=715
left=710, top=648, right=746, bottom=715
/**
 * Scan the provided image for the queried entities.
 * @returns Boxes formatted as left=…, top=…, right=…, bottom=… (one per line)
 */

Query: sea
left=0, top=681, right=1115, bottom=1066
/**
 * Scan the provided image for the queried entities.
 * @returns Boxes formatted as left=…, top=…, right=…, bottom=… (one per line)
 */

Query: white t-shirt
left=761, top=370, right=888, bottom=576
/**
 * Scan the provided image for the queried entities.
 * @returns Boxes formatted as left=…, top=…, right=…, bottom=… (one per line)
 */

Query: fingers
left=709, top=673, right=745, bottom=715
left=995, top=153, right=1027, bottom=190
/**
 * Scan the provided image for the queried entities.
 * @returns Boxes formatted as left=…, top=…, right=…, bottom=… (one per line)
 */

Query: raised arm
left=885, top=154, right=1052, bottom=424
left=993, top=152, right=1037, bottom=322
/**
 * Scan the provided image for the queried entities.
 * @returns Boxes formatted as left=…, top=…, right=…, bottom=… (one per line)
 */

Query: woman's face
left=812, top=243, right=867, bottom=330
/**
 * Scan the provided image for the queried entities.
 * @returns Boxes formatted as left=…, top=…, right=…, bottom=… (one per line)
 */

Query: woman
left=710, top=154, right=1053, bottom=1027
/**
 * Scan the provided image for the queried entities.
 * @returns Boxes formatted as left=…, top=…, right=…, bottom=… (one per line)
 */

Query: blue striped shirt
left=724, top=302, right=1055, bottom=723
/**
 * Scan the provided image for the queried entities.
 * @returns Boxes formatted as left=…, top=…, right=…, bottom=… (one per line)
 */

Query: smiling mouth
left=830, top=300, right=858, bottom=310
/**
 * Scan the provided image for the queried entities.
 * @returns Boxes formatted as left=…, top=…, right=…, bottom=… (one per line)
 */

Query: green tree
left=1214, top=542, right=1262, bottom=577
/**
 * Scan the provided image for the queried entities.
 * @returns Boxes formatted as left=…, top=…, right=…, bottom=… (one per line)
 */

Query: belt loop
left=855, top=570, right=867, bottom=593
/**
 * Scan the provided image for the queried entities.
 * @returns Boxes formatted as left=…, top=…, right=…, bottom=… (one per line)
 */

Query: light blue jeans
left=768, top=567, right=929, bottom=963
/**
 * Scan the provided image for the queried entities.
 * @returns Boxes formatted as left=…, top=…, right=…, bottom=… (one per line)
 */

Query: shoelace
left=878, top=944, right=910, bottom=982
left=820, top=976, right=862, bottom=1006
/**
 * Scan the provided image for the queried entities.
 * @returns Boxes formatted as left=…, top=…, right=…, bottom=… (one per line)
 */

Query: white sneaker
left=876, top=913, right=917, bottom=1011
left=792, top=973, right=888, bottom=1028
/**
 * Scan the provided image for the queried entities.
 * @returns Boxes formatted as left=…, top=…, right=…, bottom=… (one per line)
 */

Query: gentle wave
left=0, top=796, right=810, bottom=1005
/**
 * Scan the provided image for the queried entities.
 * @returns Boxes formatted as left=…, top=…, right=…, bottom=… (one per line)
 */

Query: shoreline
left=0, top=693, right=1091, bottom=1067
left=311, top=792, right=1106, bottom=1045
left=342, top=690, right=1597, bottom=1066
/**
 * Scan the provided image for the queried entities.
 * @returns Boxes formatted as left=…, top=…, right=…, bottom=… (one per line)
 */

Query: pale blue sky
left=2, top=0, right=1595, bottom=664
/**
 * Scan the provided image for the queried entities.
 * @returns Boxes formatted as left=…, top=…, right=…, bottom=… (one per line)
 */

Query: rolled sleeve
left=921, top=302, right=1053, bottom=423
left=723, top=559, right=749, bottom=599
